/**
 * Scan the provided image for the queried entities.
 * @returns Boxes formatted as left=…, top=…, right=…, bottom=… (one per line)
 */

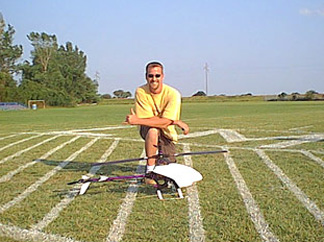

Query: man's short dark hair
left=145, top=61, right=164, bottom=75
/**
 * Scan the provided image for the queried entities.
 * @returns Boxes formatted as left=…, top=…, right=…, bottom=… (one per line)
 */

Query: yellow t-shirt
left=135, top=84, right=181, bottom=142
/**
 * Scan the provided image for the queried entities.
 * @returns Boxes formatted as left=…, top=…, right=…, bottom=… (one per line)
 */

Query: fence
left=0, top=102, right=27, bottom=111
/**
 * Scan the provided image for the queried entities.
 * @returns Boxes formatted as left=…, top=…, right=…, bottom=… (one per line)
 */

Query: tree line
left=0, top=16, right=99, bottom=106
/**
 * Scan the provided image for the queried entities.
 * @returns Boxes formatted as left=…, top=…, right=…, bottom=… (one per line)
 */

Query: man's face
left=146, top=66, right=164, bottom=94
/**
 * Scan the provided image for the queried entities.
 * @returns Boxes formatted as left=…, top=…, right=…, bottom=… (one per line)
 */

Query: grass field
left=0, top=101, right=323, bottom=242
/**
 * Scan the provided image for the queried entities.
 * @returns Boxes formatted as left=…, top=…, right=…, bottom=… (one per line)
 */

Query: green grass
left=0, top=101, right=323, bottom=242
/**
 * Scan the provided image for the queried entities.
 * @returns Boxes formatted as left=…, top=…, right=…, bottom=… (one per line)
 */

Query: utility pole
left=94, top=71, right=100, bottom=86
left=203, top=63, right=209, bottom=96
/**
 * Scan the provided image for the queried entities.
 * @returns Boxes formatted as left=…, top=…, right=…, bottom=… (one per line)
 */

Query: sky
left=1, top=0, right=324, bottom=97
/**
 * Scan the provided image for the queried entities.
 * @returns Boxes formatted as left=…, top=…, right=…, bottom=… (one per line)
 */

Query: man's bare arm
left=124, top=108, right=189, bottom=134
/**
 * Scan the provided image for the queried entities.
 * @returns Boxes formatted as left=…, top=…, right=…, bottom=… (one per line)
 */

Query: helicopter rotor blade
left=91, top=156, right=149, bottom=166
left=174, top=149, right=227, bottom=157
left=91, top=149, right=227, bottom=167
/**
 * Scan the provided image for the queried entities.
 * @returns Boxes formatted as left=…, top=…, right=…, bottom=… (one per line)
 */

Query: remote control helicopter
left=68, top=146, right=227, bottom=200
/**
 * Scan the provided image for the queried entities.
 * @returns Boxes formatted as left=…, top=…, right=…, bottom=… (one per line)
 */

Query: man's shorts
left=140, top=126, right=176, bottom=162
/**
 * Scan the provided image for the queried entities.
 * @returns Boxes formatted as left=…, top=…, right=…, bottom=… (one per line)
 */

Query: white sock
left=146, top=165, right=155, bottom=173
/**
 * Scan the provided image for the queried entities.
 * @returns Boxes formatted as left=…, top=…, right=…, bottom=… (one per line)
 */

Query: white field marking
left=0, top=222, right=82, bottom=242
left=0, top=137, right=97, bottom=214
left=22, top=132, right=143, bottom=142
left=106, top=149, right=146, bottom=242
left=289, top=125, right=313, bottom=131
left=0, top=133, right=21, bottom=141
left=181, top=128, right=247, bottom=142
left=238, top=128, right=308, bottom=134
left=300, top=150, right=324, bottom=169
left=21, top=125, right=134, bottom=138
left=260, top=140, right=313, bottom=149
left=47, top=132, right=113, bottom=138
left=0, top=135, right=60, bottom=165
left=178, top=141, right=224, bottom=149
left=0, top=134, right=43, bottom=152
left=255, top=149, right=324, bottom=226
left=178, top=129, right=219, bottom=139
left=30, top=186, right=82, bottom=231
left=87, top=139, right=120, bottom=175
left=312, top=150, right=324, bottom=155
left=260, top=134, right=324, bottom=149
left=223, top=150, right=279, bottom=242
left=183, top=144, right=205, bottom=242
left=67, top=125, right=133, bottom=132
left=179, top=142, right=322, bottom=160
left=0, top=136, right=80, bottom=183
left=22, top=131, right=113, bottom=138
left=30, top=138, right=117, bottom=231
left=245, top=134, right=324, bottom=142
left=217, top=129, right=247, bottom=142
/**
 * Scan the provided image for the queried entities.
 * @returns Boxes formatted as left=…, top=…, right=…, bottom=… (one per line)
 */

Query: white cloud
left=300, top=8, right=324, bottom=16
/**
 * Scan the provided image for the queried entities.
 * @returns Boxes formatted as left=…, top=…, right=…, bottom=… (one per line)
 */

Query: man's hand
left=174, top=120, right=190, bottom=135
left=124, top=108, right=138, bottom=125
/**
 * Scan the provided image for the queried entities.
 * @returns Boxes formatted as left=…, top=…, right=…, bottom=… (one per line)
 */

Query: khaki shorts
left=140, top=126, right=176, bottom=162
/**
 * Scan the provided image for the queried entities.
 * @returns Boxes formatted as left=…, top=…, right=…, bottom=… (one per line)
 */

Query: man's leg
left=159, top=134, right=176, bottom=163
left=139, top=126, right=159, bottom=185
left=145, top=127, right=159, bottom=170
left=140, top=126, right=159, bottom=170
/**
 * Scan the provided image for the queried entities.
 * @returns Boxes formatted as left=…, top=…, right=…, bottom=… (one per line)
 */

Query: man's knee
left=145, top=128, right=159, bottom=141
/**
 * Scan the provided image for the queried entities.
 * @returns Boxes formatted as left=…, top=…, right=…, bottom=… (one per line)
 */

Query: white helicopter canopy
left=153, top=163, right=203, bottom=188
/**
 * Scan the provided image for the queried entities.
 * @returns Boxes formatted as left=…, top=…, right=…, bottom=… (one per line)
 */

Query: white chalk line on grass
left=106, top=149, right=146, bottom=242
left=0, top=135, right=60, bottom=165
left=289, top=125, right=313, bottom=131
left=0, top=134, right=43, bottom=152
left=31, top=138, right=119, bottom=231
left=22, top=131, right=113, bottom=138
left=65, top=139, right=121, bottom=204
left=183, top=144, right=205, bottom=242
left=178, top=129, right=219, bottom=139
left=0, top=222, right=82, bottom=242
left=0, top=136, right=80, bottom=183
left=0, top=128, right=322, bottom=241
left=223, top=150, right=279, bottom=242
left=0, top=137, right=96, bottom=214
left=260, top=134, right=324, bottom=149
left=0, top=133, right=21, bottom=141
left=299, top=150, right=324, bottom=169
left=88, top=139, right=120, bottom=175
left=20, top=125, right=134, bottom=138
left=68, top=125, right=134, bottom=132
left=179, top=129, right=247, bottom=143
left=217, top=129, right=247, bottom=142
left=255, top=149, right=324, bottom=226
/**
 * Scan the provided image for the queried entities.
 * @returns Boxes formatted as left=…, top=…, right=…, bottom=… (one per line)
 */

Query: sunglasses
left=147, top=74, right=162, bottom=78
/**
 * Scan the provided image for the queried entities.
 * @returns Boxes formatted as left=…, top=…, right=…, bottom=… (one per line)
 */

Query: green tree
left=19, top=33, right=99, bottom=106
left=56, top=42, right=98, bottom=104
left=305, top=90, right=317, bottom=100
left=27, top=32, right=57, bottom=73
left=192, top=91, right=206, bottom=96
left=0, top=14, right=23, bottom=101
left=113, top=90, right=132, bottom=98
left=113, top=89, right=124, bottom=98
left=101, top=93, right=112, bottom=99
left=278, top=92, right=287, bottom=100
left=291, top=92, right=299, bottom=101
